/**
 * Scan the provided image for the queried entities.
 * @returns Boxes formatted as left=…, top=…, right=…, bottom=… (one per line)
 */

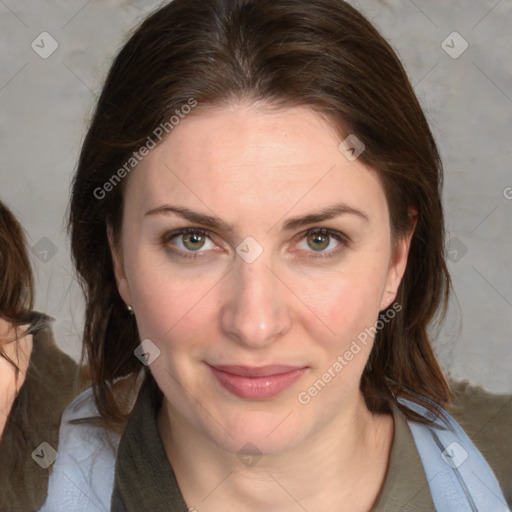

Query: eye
left=294, top=228, right=347, bottom=256
left=164, top=228, right=216, bottom=254
left=305, top=232, right=331, bottom=251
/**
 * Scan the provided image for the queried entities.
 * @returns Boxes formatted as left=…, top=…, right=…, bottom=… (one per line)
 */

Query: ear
left=380, top=209, right=418, bottom=311
left=107, top=225, right=132, bottom=307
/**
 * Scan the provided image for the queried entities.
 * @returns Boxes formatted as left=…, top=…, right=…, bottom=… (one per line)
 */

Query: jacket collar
left=111, top=376, right=435, bottom=511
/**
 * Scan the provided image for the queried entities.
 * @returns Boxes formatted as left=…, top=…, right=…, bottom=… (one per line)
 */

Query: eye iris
left=307, top=232, right=329, bottom=251
left=183, top=232, right=205, bottom=250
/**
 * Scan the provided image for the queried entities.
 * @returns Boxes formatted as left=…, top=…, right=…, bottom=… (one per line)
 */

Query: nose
left=219, top=256, right=292, bottom=349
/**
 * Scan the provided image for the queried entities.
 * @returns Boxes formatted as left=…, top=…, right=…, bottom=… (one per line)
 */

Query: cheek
left=126, top=253, right=221, bottom=355
left=0, top=357, right=18, bottom=403
left=130, top=275, right=219, bottom=396
left=293, top=256, right=389, bottom=347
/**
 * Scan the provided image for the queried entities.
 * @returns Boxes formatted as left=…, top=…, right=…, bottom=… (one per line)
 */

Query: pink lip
left=208, top=364, right=307, bottom=399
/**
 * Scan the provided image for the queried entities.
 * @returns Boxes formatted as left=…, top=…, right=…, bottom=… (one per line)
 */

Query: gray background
left=1, top=0, right=511, bottom=392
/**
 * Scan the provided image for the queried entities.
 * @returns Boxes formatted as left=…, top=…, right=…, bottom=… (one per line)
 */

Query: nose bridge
left=219, top=254, right=292, bottom=347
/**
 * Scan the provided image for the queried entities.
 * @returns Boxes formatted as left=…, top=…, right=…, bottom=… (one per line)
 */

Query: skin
left=111, top=103, right=416, bottom=512
left=0, top=319, right=33, bottom=438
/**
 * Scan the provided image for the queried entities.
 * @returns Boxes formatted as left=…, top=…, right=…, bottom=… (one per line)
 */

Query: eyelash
left=161, top=227, right=212, bottom=260
left=296, top=228, right=349, bottom=259
left=161, top=227, right=349, bottom=260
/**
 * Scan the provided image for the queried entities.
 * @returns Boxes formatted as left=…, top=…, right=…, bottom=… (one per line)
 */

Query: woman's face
left=113, top=103, right=413, bottom=455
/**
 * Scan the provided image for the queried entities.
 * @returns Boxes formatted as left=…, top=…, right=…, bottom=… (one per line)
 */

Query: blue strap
left=399, top=394, right=510, bottom=512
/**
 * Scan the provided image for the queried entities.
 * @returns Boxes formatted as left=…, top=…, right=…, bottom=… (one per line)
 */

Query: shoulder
left=0, top=314, right=82, bottom=511
left=449, top=380, right=512, bottom=505
left=29, top=313, right=78, bottom=378
left=40, top=387, right=121, bottom=512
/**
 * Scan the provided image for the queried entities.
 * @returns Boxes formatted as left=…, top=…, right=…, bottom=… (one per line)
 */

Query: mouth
left=207, top=364, right=308, bottom=400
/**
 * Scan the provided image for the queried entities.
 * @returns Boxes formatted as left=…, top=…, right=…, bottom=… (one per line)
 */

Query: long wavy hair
left=69, top=0, right=452, bottom=430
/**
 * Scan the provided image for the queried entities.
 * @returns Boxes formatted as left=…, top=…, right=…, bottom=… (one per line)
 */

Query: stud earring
left=127, top=305, right=134, bottom=315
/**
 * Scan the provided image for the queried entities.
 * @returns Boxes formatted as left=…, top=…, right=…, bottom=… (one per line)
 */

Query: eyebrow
left=281, top=203, right=369, bottom=231
left=144, top=205, right=233, bottom=232
left=144, top=202, right=369, bottom=232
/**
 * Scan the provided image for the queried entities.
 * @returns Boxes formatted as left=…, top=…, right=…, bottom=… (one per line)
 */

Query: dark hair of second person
left=0, top=200, right=79, bottom=512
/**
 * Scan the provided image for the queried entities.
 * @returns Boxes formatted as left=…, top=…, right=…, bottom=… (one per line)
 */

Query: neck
left=157, top=394, right=394, bottom=512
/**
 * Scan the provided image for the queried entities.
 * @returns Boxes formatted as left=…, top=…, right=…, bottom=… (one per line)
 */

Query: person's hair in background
left=0, top=201, right=34, bottom=437
left=0, top=203, right=34, bottom=327
left=0, top=200, right=79, bottom=512
left=70, top=0, right=452, bottom=430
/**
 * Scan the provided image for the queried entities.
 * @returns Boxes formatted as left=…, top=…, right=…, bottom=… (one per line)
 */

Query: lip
left=208, top=364, right=307, bottom=400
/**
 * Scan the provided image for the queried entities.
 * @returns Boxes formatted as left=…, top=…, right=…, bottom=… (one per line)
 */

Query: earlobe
left=380, top=289, right=397, bottom=310
left=107, top=225, right=132, bottom=307
left=381, top=210, right=418, bottom=310
left=380, top=239, right=409, bottom=310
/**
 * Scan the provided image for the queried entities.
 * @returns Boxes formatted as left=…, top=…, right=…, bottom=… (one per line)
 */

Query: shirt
left=109, top=377, right=433, bottom=511
left=43, top=375, right=512, bottom=511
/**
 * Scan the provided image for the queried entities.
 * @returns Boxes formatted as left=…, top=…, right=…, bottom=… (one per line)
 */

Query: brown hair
left=0, top=201, right=34, bottom=328
left=70, top=0, right=452, bottom=429
left=0, top=200, right=35, bottom=381
left=0, top=202, right=80, bottom=510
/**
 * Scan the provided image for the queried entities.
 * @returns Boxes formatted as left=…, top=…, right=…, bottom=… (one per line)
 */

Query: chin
left=200, top=406, right=310, bottom=458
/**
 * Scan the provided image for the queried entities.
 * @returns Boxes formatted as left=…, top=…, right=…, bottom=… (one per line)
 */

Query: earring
left=127, top=305, right=134, bottom=315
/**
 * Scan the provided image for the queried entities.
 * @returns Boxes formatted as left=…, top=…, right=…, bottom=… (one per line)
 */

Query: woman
left=0, top=201, right=79, bottom=511
left=43, top=0, right=511, bottom=510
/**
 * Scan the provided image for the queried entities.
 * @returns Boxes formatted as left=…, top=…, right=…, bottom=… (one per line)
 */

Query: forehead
left=126, top=104, right=388, bottom=226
